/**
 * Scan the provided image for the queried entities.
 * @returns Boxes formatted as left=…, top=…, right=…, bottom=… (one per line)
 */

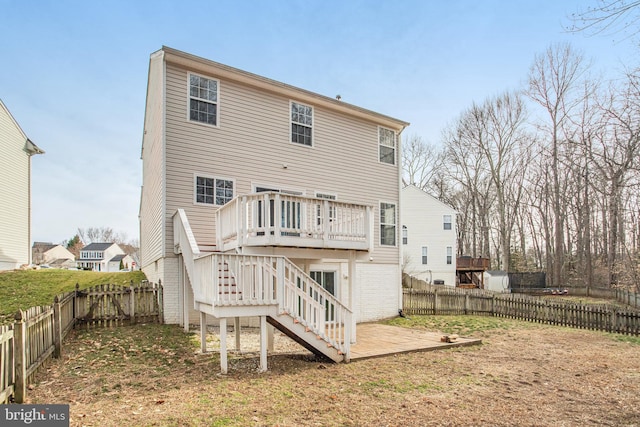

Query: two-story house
left=32, top=242, right=76, bottom=268
left=139, top=47, right=408, bottom=369
left=402, top=185, right=457, bottom=286
left=77, top=242, right=130, bottom=272
left=0, top=100, right=44, bottom=270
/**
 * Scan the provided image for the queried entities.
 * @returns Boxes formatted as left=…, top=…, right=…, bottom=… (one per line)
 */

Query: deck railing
left=192, top=252, right=351, bottom=356
left=216, top=192, right=371, bottom=251
left=175, top=209, right=352, bottom=358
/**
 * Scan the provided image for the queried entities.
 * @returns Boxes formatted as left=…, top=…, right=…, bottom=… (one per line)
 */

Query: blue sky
left=1, top=0, right=637, bottom=245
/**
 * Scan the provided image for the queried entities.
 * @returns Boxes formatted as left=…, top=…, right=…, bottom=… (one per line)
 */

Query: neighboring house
left=77, top=243, right=127, bottom=272
left=139, top=47, right=408, bottom=367
left=109, top=254, right=135, bottom=271
left=401, top=185, right=457, bottom=286
left=32, top=242, right=75, bottom=267
left=0, top=99, right=44, bottom=271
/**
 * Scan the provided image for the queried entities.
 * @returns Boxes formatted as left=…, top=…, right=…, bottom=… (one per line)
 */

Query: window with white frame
left=402, top=225, right=408, bottom=245
left=189, top=73, right=218, bottom=126
left=446, top=246, right=453, bottom=265
left=380, top=202, right=396, bottom=246
left=422, top=246, right=428, bottom=264
left=291, top=101, right=313, bottom=146
left=379, top=127, right=396, bottom=165
left=443, top=215, right=452, bottom=230
left=195, top=176, right=233, bottom=205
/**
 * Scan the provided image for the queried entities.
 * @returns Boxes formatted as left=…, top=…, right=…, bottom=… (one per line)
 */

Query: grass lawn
left=0, top=269, right=146, bottom=324
left=28, top=316, right=640, bottom=426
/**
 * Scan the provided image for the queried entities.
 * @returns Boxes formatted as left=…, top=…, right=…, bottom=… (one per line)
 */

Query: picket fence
left=403, top=287, right=640, bottom=336
left=0, top=281, right=163, bottom=404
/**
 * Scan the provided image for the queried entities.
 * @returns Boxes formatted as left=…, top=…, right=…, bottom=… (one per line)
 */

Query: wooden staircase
left=173, top=209, right=351, bottom=368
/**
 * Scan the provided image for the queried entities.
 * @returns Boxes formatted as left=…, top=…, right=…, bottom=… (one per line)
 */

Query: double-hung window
left=195, top=175, right=234, bottom=206
left=380, top=202, right=396, bottom=246
left=402, top=225, right=408, bottom=245
left=446, top=246, right=453, bottom=265
left=379, top=127, right=396, bottom=165
left=189, top=73, right=218, bottom=126
left=422, top=246, right=428, bottom=264
left=443, top=215, right=452, bottom=230
left=291, top=101, right=313, bottom=146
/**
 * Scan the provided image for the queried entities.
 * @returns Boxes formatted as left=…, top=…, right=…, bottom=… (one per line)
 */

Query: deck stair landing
left=174, top=209, right=351, bottom=370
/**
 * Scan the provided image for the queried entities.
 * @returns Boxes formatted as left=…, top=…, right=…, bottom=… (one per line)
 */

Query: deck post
left=259, top=315, right=268, bottom=372
left=220, top=317, right=228, bottom=374
left=349, top=250, right=357, bottom=343
left=267, top=324, right=274, bottom=352
left=200, top=312, right=207, bottom=353
left=234, top=317, right=241, bottom=351
left=182, top=259, right=189, bottom=332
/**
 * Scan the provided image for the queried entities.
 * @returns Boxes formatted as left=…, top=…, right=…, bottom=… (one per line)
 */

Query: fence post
left=157, top=279, right=164, bottom=323
left=464, top=293, right=470, bottom=315
left=74, top=283, right=80, bottom=325
left=13, top=310, right=26, bottom=404
left=129, top=281, right=136, bottom=325
left=434, top=289, right=439, bottom=315
left=610, top=308, right=618, bottom=333
left=53, top=296, right=62, bottom=358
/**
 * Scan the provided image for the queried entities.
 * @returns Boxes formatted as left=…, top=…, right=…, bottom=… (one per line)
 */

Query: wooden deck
left=350, top=323, right=482, bottom=361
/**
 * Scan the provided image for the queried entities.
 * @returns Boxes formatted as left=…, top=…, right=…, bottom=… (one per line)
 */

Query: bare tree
left=528, top=43, right=588, bottom=286
left=568, top=0, right=640, bottom=38
left=402, top=134, right=444, bottom=192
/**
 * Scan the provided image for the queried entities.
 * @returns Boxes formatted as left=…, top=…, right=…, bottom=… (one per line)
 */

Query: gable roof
left=0, top=99, right=44, bottom=156
left=81, top=242, right=117, bottom=251
left=110, top=254, right=126, bottom=262
left=159, top=46, right=410, bottom=133
left=32, top=242, right=58, bottom=252
left=402, top=185, right=458, bottom=213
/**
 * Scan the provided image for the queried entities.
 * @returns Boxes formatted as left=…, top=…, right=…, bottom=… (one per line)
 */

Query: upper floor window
left=195, top=175, right=234, bottom=206
left=380, top=202, right=396, bottom=246
left=443, top=215, right=452, bottom=230
left=291, top=101, right=313, bottom=146
left=402, top=225, right=408, bottom=245
left=422, top=246, right=428, bottom=264
left=379, top=127, right=396, bottom=165
left=446, top=246, right=453, bottom=265
left=189, top=73, right=218, bottom=126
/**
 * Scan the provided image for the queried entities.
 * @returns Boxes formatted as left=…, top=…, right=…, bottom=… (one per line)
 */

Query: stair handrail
left=279, top=257, right=351, bottom=359
left=173, top=209, right=204, bottom=301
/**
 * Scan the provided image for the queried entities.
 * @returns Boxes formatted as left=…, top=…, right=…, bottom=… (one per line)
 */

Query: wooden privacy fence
left=0, top=281, right=162, bottom=404
left=403, top=288, right=640, bottom=336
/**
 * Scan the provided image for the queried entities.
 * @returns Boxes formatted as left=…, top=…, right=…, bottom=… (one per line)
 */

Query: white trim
left=187, top=72, right=220, bottom=128
left=290, top=100, right=314, bottom=148
left=193, top=173, right=235, bottom=206
left=377, top=126, right=396, bottom=166
left=379, top=200, right=398, bottom=247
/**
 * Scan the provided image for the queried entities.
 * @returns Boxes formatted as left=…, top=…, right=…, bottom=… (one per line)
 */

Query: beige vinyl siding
left=163, top=62, right=401, bottom=264
left=0, top=102, right=31, bottom=269
left=140, top=53, right=166, bottom=267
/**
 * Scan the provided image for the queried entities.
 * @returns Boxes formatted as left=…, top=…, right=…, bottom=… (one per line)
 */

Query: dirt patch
left=26, top=318, right=640, bottom=426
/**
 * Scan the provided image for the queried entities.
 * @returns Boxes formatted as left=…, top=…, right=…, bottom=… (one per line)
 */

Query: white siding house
left=0, top=100, right=44, bottom=270
left=77, top=243, right=127, bottom=272
left=32, top=242, right=76, bottom=267
left=401, top=185, right=457, bottom=286
left=139, top=47, right=409, bottom=367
